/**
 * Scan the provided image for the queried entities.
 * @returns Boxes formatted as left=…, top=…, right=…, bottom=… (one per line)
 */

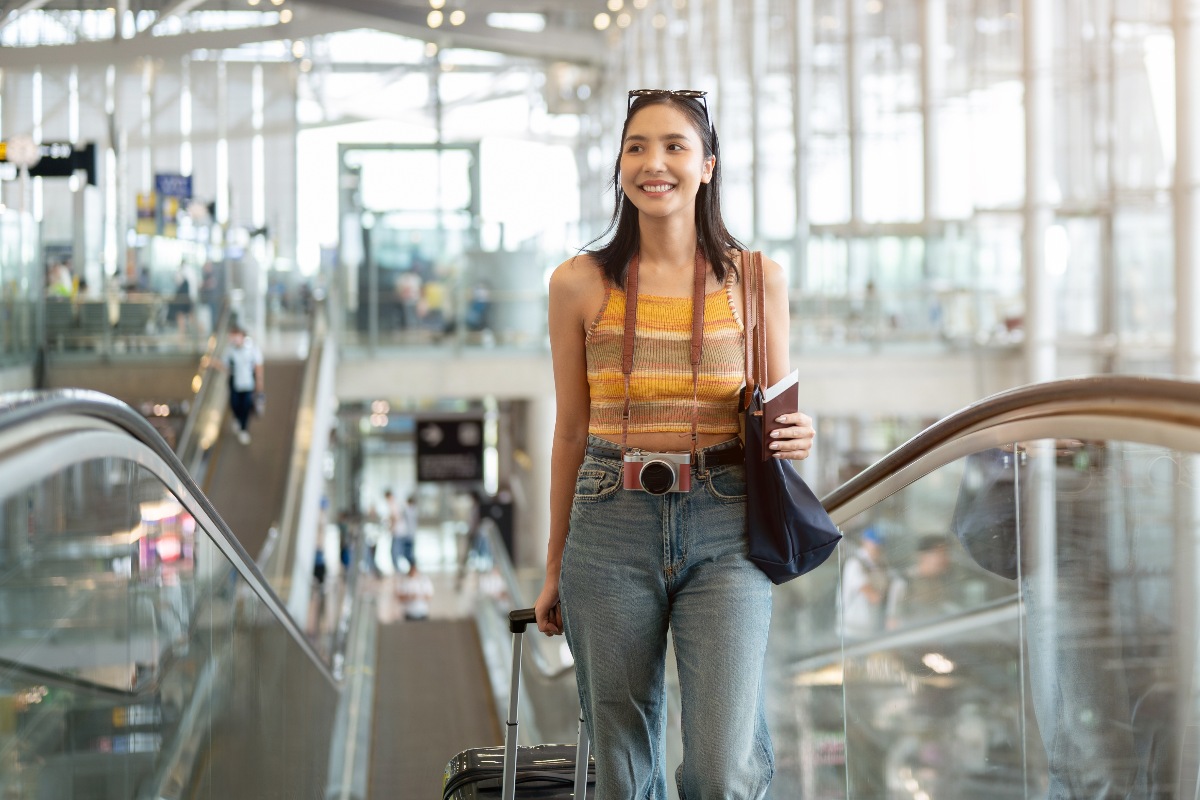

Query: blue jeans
left=390, top=534, right=415, bottom=571
left=560, top=436, right=774, bottom=800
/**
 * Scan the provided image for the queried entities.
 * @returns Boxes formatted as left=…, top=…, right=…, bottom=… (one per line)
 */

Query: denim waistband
left=584, top=435, right=743, bottom=471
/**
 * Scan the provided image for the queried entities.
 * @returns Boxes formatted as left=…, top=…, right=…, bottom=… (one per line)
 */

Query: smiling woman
left=531, top=89, right=818, bottom=800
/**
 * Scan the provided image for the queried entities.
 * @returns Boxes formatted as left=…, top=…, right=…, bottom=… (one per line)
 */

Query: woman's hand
left=535, top=579, right=564, bottom=636
left=768, top=411, right=815, bottom=460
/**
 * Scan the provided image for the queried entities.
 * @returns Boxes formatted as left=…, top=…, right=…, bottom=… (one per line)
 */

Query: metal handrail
left=822, top=374, right=1200, bottom=514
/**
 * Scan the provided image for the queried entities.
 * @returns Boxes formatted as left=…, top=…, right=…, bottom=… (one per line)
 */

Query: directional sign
left=415, top=417, right=484, bottom=483
left=155, top=173, right=192, bottom=199
left=0, top=141, right=98, bottom=185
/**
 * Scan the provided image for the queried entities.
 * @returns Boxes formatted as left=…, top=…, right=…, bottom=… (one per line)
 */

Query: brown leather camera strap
left=619, top=248, right=707, bottom=457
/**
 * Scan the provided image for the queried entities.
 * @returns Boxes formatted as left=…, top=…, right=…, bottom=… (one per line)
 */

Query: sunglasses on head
left=627, top=89, right=712, bottom=129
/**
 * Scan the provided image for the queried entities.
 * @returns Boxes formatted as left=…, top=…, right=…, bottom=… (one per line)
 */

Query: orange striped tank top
left=586, top=272, right=745, bottom=436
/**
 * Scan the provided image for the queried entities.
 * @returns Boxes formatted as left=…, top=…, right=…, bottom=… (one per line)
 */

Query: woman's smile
left=639, top=181, right=676, bottom=195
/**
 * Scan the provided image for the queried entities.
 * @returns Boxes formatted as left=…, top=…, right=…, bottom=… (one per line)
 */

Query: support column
left=714, top=0, right=733, bottom=138
left=1170, top=7, right=1200, bottom=787
left=921, top=0, right=945, bottom=227
left=523, top=395, right=555, bottom=570
left=846, top=0, right=864, bottom=226
left=793, top=0, right=814, bottom=289
left=1022, top=0, right=1056, bottom=385
left=1175, top=0, right=1200, bottom=378
left=747, top=0, right=767, bottom=244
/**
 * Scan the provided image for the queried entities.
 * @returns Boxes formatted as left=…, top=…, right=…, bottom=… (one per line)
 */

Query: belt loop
left=697, top=446, right=708, bottom=479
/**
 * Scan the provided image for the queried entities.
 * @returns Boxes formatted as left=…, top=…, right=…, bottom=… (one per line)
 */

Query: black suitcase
left=441, top=608, right=594, bottom=799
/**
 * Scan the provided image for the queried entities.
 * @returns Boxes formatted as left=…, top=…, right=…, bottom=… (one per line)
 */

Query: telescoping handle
left=504, top=608, right=591, bottom=800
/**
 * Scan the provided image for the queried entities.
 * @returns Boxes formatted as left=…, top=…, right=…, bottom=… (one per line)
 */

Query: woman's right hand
left=535, top=579, right=563, bottom=637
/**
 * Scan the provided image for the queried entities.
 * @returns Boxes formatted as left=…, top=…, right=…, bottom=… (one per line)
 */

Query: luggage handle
left=504, top=608, right=591, bottom=800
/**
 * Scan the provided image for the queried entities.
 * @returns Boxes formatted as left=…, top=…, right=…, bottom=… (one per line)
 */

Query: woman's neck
left=637, top=216, right=699, bottom=273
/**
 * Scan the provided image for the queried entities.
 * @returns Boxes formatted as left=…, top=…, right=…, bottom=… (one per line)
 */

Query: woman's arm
left=535, top=258, right=594, bottom=636
left=761, top=256, right=814, bottom=461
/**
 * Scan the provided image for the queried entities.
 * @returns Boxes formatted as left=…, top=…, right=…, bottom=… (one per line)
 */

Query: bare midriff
left=595, top=431, right=741, bottom=453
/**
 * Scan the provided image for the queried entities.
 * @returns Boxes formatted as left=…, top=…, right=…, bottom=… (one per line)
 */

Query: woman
left=534, top=89, right=815, bottom=799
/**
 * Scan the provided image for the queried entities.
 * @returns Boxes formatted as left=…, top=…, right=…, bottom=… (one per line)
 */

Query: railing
left=770, top=375, right=1200, bottom=798
left=0, top=390, right=340, bottom=798
left=474, top=376, right=1200, bottom=800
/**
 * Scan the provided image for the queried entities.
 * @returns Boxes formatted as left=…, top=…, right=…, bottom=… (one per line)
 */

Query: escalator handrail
left=821, top=374, right=1200, bottom=514
left=0, top=387, right=338, bottom=688
left=175, top=299, right=232, bottom=473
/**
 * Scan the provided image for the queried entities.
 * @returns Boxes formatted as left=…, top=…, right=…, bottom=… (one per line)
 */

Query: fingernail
left=770, top=442, right=780, bottom=450
left=770, top=431, right=779, bottom=438
left=775, top=416, right=787, bottom=423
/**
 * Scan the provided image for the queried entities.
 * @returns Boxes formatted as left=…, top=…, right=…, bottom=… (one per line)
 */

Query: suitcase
left=442, top=608, right=594, bottom=799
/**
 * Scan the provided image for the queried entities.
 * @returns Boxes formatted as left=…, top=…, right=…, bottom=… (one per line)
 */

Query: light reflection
left=921, top=652, right=955, bottom=674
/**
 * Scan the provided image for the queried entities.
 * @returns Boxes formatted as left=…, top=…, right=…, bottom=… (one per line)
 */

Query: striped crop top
left=585, top=272, right=745, bottom=436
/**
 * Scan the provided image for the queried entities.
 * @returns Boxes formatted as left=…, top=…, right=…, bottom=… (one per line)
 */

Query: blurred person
left=395, top=269, right=421, bottom=331
left=840, top=526, right=893, bottom=638
left=168, top=266, right=194, bottom=334
left=533, top=89, right=815, bottom=799
left=216, top=324, right=264, bottom=445
left=395, top=558, right=433, bottom=621
left=47, top=259, right=74, bottom=298
left=385, top=488, right=414, bottom=573
left=198, top=261, right=220, bottom=332
left=307, top=546, right=327, bottom=637
left=884, top=534, right=967, bottom=629
left=465, top=280, right=492, bottom=333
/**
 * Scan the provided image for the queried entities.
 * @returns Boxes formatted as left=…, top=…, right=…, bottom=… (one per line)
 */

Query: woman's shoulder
left=550, top=253, right=608, bottom=297
left=730, top=249, right=784, bottom=284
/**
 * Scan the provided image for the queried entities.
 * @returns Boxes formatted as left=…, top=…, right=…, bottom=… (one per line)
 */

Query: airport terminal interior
left=1, top=0, right=1200, bottom=797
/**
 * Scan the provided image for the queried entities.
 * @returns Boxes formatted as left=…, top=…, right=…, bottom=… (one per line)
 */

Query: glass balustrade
left=0, top=436, right=336, bottom=798
left=768, top=436, right=1197, bottom=799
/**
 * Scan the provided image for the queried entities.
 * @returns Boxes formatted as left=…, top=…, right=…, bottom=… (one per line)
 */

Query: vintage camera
left=622, top=450, right=691, bottom=495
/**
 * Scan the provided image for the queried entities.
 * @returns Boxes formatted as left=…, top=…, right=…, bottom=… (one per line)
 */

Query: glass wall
left=597, top=0, right=1186, bottom=370
left=0, top=209, right=39, bottom=366
left=0, top=439, right=337, bottom=797
left=768, top=436, right=1196, bottom=797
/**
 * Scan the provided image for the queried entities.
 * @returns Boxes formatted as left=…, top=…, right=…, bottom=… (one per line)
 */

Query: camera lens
left=640, top=460, right=676, bottom=495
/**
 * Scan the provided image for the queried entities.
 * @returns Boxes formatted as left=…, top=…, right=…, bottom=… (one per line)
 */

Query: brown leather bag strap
left=742, top=250, right=768, bottom=405
left=753, top=251, right=768, bottom=389
left=741, top=249, right=756, bottom=408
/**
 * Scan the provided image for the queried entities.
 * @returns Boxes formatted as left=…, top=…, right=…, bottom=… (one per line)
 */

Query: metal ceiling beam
left=148, top=0, right=211, bottom=31
left=0, top=0, right=607, bottom=67
left=0, top=0, right=52, bottom=34
left=295, top=0, right=605, bottom=65
left=0, top=6, right=383, bottom=66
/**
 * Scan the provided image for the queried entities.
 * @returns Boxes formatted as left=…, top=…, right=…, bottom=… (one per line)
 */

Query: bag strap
left=753, top=250, right=767, bottom=389
left=741, top=250, right=767, bottom=408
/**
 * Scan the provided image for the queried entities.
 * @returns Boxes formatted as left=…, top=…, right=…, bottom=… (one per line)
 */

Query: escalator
left=3, top=376, right=1199, bottom=799
left=0, top=391, right=339, bottom=798
left=473, top=376, right=1200, bottom=800
left=202, top=359, right=306, bottom=560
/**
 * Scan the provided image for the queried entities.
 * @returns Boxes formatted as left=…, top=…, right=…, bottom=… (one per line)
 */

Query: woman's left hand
left=768, top=412, right=815, bottom=460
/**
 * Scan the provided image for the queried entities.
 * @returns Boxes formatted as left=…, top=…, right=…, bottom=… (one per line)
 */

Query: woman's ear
left=701, top=155, right=716, bottom=184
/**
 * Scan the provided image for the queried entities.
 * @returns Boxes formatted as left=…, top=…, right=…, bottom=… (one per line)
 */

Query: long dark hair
left=585, top=93, right=744, bottom=288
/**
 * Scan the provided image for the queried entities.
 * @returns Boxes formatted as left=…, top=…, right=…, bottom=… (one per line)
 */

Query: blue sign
left=154, top=173, right=192, bottom=199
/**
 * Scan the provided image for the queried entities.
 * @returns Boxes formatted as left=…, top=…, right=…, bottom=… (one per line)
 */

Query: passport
left=758, top=369, right=799, bottom=461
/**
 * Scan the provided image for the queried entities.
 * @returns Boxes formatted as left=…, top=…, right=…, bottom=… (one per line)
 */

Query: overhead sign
left=0, top=140, right=98, bottom=185
left=155, top=173, right=192, bottom=199
left=415, top=417, right=484, bottom=483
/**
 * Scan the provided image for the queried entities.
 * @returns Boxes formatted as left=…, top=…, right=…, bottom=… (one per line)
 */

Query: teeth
left=643, top=184, right=673, bottom=193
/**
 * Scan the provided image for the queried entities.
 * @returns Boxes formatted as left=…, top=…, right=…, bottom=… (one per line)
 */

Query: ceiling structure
left=0, top=0, right=611, bottom=66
